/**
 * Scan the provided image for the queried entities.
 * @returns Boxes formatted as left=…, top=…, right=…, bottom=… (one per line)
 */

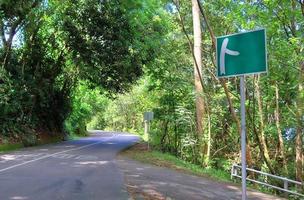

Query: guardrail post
left=231, top=164, right=304, bottom=198
left=231, top=165, right=235, bottom=179
left=283, top=180, right=288, bottom=190
left=283, top=180, right=288, bottom=198
left=231, top=164, right=238, bottom=182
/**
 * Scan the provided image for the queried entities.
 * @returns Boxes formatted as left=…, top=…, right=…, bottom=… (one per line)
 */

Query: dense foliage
left=0, top=0, right=160, bottom=143
left=88, top=0, right=304, bottom=196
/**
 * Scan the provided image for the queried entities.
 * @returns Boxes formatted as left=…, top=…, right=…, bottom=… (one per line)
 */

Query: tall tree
left=191, top=0, right=205, bottom=148
left=0, top=0, right=40, bottom=69
left=295, top=60, right=303, bottom=184
left=196, top=0, right=254, bottom=167
left=295, top=0, right=304, bottom=186
left=255, top=75, right=275, bottom=174
left=274, top=82, right=287, bottom=174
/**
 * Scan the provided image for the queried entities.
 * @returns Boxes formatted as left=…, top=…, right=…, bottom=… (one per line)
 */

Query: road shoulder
left=117, top=143, right=285, bottom=200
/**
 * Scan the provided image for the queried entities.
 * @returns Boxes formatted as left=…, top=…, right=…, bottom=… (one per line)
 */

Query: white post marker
left=216, top=29, right=267, bottom=200
left=144, top=120, right=150, bottom=150
left=240, top=76, right=247, bottom=200
left=144, top=111, right=154, bottom=150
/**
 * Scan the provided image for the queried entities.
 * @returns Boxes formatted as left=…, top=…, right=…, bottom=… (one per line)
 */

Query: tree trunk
left=301, top=1, right=304, bottom=17
left=219, top=77, right=256, bottom=168
left=173, top=0, right=209, bottom=162
left=191, top=0, right=205, bottom=137
left=205, top=107, right=211, bottom=166
left=191, top=0, right=207, bottom=164
left=274, top=82, right=287, bottom=175
left=295, top=61, right=303, bottom=186
left=195, top=1, right=254, bottom=167
left=255, top=75, right=275, bottom=174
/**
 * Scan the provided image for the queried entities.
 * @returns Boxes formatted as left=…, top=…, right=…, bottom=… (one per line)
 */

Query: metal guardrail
left=231, top=164, right=304, bottom=198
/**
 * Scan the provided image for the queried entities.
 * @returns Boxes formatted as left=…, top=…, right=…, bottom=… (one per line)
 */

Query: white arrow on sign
left=220, top=38, right=240, bottom=75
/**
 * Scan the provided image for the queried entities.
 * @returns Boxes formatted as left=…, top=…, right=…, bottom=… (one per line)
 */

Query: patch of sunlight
left=120, top=134, right=137, bottom=137
left=127, top=174, right=140, bottom=177
left=10, top=196, right=28, bottom=200
left=226, top=185, right=239, bottom=190
left=1, top=155, right=18, bottom=161
left=64, top=145, right=76, bottom=148
left=74, top=155, right=98, bottom=160
left=75, top=161, right=109, bottom=165
left=142, top=188, right=166, bottom=199
left=22, top=153, right=47, bottom=158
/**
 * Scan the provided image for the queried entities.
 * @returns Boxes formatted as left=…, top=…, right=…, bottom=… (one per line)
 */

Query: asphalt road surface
left=0, top=131, right=139, bottom=200
left=0, top=131, right=286, bottom=200
left=118, top=158, right=285, bottom=200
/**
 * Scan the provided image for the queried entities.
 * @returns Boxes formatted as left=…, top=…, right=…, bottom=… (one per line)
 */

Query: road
left=0, top=131, right=285, bottom=200
left=0, top=131, right=139, bottom=200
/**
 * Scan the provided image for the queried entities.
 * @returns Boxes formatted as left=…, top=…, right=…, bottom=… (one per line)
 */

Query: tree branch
left=172, top=0, right=205, bottom=91
left=0, top=19, right=6, bottom=46
left=196, top=0, right=215, bottom=49
left=297, top=0, right=304, bottom=17
left=195, top=0, right=243, bottom=136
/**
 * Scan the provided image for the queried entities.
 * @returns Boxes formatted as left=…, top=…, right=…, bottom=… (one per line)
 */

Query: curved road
left=0, top=131, right=139, bottom=200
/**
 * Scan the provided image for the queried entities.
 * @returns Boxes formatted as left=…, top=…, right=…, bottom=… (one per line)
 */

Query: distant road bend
left=0, top=131, right=139, bottom=200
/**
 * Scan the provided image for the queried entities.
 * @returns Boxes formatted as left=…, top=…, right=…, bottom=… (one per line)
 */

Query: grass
left=67, top=134, right=83, bottom=140
left=68, top=130, right=90, bottom=140
left=0, top=136, right=63, bottom=153
left=0, top=143, right=23, bottom=153
left=121, top=142, right=231, bottom=182
left=149, top=151, right=230, bottom=181
left=0, top=132, right=86, bottom=154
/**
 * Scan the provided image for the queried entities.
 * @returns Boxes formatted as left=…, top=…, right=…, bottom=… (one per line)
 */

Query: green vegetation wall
left=0, top=0, right=163, bottom=143
left=87, top=0, right=304, bottom=187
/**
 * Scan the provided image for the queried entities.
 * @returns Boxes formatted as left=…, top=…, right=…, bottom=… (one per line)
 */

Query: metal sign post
left=144, top=112, right=154, bottom=151
left=240, top=76, right=247, bottom=200
left=216, top=29, right=267, bottom=200
left=144, top=120, right=150, bottom=150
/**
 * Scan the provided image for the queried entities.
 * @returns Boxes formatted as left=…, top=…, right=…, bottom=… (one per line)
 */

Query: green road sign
left=144, top=111, right=154, bottom=121
left=216, top=29, right=267, bottom=78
